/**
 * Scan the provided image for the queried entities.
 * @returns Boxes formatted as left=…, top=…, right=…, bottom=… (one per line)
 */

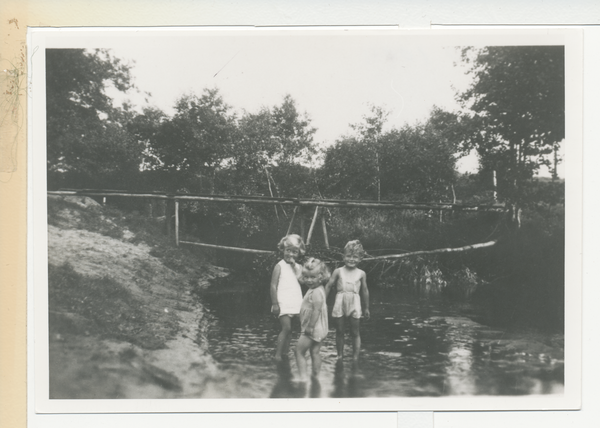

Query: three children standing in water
left=270, top=234, right=370, bottom=383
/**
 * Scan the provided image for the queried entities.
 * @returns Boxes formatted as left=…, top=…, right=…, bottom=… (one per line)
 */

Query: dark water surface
left=200, top=283, right=564, bottom=399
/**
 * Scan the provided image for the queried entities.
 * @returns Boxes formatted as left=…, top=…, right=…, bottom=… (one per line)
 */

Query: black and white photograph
left=29, top=28, right=582, bottom=413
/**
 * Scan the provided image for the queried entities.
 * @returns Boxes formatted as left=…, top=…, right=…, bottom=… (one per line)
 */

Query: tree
left=350, top=105, right=389, bottom=201
left=320, top=107, right=460, bottom=202
left=319, top=136, right=376, bottom=199
left=126, top=106, right=168, bottom=168
left=227, top=94, right=317, bottom=197
left=270, top=94, right=317, bottom=167
left=457, top=46, right=565, bottom=225
left=143, top=88, right=238, bottom=193
left=46, top=49, right=142, bottom=189
left=379, top=108, right=461, bottom=202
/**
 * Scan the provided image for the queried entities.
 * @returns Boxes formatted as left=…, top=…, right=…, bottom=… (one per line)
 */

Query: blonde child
left=325, top=240, right=370, bottom=365
left=270, top=234, right=305, bottom=362
left=295, top=258, right=330, bottom=382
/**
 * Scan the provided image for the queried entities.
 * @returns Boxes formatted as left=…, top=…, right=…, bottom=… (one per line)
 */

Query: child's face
left=302, top=270, right=321, bottom=288
left=283, top=246, right=300, bottom=263
left=343, top=252, right=362, bottom=268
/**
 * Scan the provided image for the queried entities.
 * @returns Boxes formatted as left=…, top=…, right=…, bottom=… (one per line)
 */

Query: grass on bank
left=48, top=263, right=179, bottom=350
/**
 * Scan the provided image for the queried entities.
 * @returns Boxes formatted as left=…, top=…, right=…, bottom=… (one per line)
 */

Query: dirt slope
left=47, top=196, right=248, bottom=399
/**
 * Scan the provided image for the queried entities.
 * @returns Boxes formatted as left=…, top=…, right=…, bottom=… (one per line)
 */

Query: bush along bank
left=468, top=226, right=565, bottom=333
left=247, top=245, right=484, bottom=301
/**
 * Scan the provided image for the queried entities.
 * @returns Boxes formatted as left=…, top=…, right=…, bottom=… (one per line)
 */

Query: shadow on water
left=269, top=359, right=325, bottom=399
left=269, top=359, right=297, bottom=398
left=331, top=360, right=366, bottom=398
left=199, top=282, right=564, bottom=398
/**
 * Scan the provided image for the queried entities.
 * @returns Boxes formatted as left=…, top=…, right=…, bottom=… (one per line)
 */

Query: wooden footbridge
left=48, top=190, right=505, bottom=259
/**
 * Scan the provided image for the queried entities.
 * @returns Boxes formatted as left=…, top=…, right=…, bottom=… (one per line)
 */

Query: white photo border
left=29, top=26, right=583, bottom=414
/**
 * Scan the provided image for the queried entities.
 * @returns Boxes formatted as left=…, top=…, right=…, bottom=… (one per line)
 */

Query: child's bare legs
left=295, top=334, right=322, bottom=381
left=350, top=317, right=361, bottom=369
left=335, top=317, right=345, bottom=360
left=309, top=341, right=322, bottom=378
left=275, top=315, right=293, bottom=362
left=295, top=334, right=313, bottom=381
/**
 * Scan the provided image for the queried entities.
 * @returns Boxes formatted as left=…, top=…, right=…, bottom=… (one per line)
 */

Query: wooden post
left=264, top=167, right=279, bottom=222
left=175, top=200, right=180, bottom=246
left=286, top=206, right=298, bottom=236
left=166, top=199, right=172, bottom=237
left=306, top=207, right=320, bottom=246
left=493, top=170, right=498, bottom=202
left=300, top=207, right=306, bottom=241
left=321, top=215, right=329, bottom=249
left=553, top=145, right=558, bottom=181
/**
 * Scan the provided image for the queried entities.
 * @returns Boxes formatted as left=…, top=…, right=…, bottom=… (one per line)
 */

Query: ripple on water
left=201, top=286, right=564, bottom=398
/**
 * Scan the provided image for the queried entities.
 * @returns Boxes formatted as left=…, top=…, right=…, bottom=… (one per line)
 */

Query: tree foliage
left=270, top=94, right=317, bottom=166
left=141, top=89, right=238, bottom=192
left=46, top=49, right=142, bottom=189
left=457, top=46, right=565, bottom=209
left=223, top=94, right=316, bottom=197
left=350, top=106, right=389, bottom=201
left=387, top=108, right=464, bottom=202
left=320, top=107, right=461, bottom=202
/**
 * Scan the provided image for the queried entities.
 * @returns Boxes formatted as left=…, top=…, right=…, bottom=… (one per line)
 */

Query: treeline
left=46, top=47, right=565, bottom=253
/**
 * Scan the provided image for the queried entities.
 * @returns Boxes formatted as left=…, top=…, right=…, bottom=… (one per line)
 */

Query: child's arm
left=305, top=288, right=325, bottom=336
left=270, top=264, right=281, bottom=316
left=324, top=269, right=339, bottom=297
left=293, top=263, right=304, bottom=288
left=360, top=271, right=370, bottom=320
left=293, top=263, right=303, bottom=280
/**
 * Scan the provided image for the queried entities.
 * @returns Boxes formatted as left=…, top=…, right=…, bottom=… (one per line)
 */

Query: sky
left=106, top=31, right=472, bottom=140
left=45, top=28, right=569, bottom=176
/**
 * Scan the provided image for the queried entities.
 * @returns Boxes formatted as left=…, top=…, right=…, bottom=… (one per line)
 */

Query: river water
left=199, top=283, right=564, bottom=399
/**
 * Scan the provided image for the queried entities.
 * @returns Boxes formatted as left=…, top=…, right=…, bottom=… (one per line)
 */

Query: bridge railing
left=48, top=189, right=505, bottom=254
left=48, top=189, right=505, bottom=211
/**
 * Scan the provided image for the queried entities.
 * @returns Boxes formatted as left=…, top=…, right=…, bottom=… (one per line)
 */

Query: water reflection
left=331, top=360, right=345, bottom=398
left=330, top=360, right=365, bottom=398
left=443, top=320, right=476, bottom=395
left=269, top=359, right=324, bottom=399
left=310, top=378, right=322, bottom=398
left=201, top=286, right=564, bottom=398
left=270, top=359, right=297, bottom=398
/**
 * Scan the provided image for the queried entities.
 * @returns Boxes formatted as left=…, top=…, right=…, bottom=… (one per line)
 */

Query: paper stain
left=0, top=27, right=25, bottom=178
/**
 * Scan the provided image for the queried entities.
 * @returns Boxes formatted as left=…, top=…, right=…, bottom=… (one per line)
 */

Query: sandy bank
left=47, top=196, right=252, bottom=399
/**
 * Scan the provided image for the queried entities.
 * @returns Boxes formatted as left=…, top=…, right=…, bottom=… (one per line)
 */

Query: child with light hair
left=270, top=234, right=306, bottom=362
left=325, top=240, right=370, bottom=367
left=295, top=258, right=331, bottom=383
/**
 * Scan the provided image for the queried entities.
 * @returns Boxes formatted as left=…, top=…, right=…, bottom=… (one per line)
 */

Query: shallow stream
left=200, top=283, right=564, bottom=399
